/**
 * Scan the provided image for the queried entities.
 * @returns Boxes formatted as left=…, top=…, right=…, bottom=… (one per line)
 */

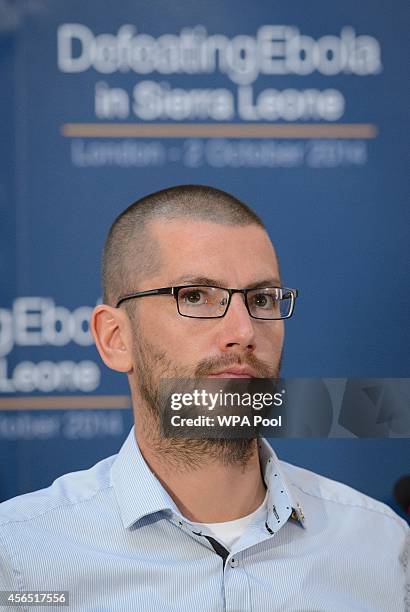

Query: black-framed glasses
left=116, top=285, right=298, bottom=320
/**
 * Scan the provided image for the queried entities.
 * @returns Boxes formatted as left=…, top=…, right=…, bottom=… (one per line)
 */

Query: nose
left=217, top=292, right=256, bottom=353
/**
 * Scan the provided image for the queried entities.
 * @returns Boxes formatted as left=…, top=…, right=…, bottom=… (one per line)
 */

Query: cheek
left=259, top=322, right=284, bottom=352
left=275, top=323, right=285, bottom=347
left=138, top=300, right=175, bottom=336
left=139, top=304, right=199, bottom=357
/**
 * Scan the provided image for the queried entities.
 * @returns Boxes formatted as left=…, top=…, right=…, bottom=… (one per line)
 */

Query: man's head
left=92, top=185, right=286, bottom=467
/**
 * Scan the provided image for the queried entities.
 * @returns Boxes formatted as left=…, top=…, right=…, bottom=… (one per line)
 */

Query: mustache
left=194, top=353, right=278, bottom=378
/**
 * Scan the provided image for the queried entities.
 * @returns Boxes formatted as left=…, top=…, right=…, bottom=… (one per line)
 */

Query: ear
left=91, top=304, right=133, bottom=373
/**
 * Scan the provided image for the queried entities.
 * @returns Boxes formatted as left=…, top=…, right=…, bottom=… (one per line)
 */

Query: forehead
left=147, top=218, right=280, bottom=285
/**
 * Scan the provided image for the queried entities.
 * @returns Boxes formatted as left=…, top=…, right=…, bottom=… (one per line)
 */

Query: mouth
left=206, top=368, right=256, bottom=378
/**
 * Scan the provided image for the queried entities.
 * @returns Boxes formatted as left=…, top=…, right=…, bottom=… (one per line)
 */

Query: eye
left=254, top=294, right=269, bottom=307
left=178, top=286, right=227, bottom=310
left=179, top=287, right=214, bottom=306
left=183, top=289, right=205, bottom=304
left=253, top=293, right=276, bottom=308
left=249, top=290, right=280, bottom=311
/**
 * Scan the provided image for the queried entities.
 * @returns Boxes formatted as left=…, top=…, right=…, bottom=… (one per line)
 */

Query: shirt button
left=229, top=557, right=239, bottom=568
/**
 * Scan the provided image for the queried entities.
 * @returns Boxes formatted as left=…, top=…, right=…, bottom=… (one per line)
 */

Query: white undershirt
left=194, top=490, right=268, bottom=549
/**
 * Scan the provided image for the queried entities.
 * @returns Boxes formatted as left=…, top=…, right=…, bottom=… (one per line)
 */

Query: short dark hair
left=102, top=184, right=265, bottom=306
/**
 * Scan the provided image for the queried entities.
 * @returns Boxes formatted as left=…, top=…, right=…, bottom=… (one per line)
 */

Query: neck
left=134, top=422, right=267, bottom=523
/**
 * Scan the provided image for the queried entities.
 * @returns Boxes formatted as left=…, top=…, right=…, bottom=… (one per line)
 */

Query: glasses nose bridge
left=227, top=288, right=250, bottom=314
left=229, top=288, right=248, bottom=299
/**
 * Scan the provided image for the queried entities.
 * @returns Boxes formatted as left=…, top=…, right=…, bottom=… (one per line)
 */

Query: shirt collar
left=258, top=438, right=306, bottom=530
left=111, top=427, right=180, bottom=528
left=111, top=427, right=306, bottom=530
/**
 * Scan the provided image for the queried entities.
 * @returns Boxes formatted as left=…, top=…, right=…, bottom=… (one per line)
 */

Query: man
left=0, top=185, right=408, bottom=611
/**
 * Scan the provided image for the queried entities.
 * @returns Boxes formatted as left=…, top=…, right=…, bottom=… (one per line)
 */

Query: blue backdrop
left=0, top=0, right=408, bottom=520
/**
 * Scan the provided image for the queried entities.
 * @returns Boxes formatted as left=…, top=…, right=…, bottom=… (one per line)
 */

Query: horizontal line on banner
left=0, top=395, right=131, bottom=410
left=61, top=123, right=378, bottom=139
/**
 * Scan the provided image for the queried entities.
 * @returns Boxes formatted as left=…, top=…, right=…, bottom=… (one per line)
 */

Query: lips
left=206, top=368, right=256, bottom=378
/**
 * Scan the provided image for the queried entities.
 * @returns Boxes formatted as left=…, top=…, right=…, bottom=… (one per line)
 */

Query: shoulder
left=0, top=453, right=116, bottom=528
left=280, top=459, right=409, bottom=532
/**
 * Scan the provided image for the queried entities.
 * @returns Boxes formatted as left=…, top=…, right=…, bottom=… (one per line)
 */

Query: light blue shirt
left=0, top=427, right=408, bottom=611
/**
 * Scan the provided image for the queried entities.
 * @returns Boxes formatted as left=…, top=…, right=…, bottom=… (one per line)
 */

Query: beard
left=130, top=320, right=282, bottom=472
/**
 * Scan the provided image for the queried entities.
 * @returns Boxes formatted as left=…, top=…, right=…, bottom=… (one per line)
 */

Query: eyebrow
left=170, top=275, right=282, bottom=289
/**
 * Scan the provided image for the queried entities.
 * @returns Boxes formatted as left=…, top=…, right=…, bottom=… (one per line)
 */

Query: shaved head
left=102, top=184, right=265, bottom=306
